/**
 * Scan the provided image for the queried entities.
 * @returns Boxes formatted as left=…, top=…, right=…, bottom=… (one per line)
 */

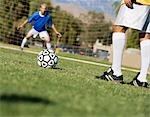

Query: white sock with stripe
left=21, top=37, right=27, bottom=49
left=46, top=42, right=51, bottom=50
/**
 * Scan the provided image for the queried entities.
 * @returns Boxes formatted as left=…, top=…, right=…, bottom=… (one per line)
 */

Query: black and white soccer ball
left=37, top=49, right=58, bottom=68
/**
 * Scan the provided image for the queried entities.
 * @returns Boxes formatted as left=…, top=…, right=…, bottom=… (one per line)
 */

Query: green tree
left=127, top=29, right=139, bottom=48
left=0, top=0, right=29, bottom=44
left=51, top=6, right=83, bottom=45
left=112, top=1, right=121, bottom=14
left=29, top=0, right=52, bottom=15
left=79, top=11, right=112, bottom=47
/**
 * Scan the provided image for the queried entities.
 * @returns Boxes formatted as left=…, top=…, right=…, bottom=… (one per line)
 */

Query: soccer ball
left=37, top=49, right=58, bottom=68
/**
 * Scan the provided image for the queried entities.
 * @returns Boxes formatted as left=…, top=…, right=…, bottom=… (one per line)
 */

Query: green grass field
left=0, top=47, right=150, bottom=117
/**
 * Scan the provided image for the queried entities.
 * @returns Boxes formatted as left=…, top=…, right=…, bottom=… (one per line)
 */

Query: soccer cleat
left=128, top=73, right=149, bottom=88
left=96, top=68, right=123, bottom=83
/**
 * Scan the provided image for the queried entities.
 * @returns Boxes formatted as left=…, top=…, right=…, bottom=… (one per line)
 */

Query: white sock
left=111, top=32, right=126, bottom=76
left=21, top=37, right=27, bottom=48
left=137, top=40, right=150, bottom=82
left=46, top=43, right=51, bottom=50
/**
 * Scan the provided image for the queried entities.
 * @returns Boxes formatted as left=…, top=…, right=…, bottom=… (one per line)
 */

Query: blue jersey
left=28, top=11, right=53, bottom=32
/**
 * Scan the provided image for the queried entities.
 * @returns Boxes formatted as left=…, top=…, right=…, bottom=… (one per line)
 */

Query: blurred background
left=0, top=0, right=146, bottom=69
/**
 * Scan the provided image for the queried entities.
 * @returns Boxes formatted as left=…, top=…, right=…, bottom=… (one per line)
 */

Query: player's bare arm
left=51, top=24, right=62, bottom=38
left=17, top=19, right=28, bottom=30
left=124, top=0, right=133, bottom=8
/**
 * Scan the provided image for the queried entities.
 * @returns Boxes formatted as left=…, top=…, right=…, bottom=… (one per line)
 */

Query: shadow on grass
left=0, top=94, right=55, bottom=105
left=52, top=67, right=63, bottom=70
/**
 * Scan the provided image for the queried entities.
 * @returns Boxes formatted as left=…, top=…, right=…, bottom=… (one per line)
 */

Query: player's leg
left=129, top=33, right=150, bottom=88
left=111, top=2, right=149, bottom=75
left=138, top=33, right=150, bottom=82
left=111, top=25, right=127, bottom=76
left=21, top=28, right=38, bottom=50
left=111, top=4, right=149, bottom=75
left=129, top=11, right=150, bottom=88
left=39, top=31, right=51, bottom=50
left=96, top=3, right=129, bottom=82
left=96, top=25, right=127, bottom=83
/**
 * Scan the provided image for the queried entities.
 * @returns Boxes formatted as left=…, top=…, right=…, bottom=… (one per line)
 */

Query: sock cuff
left=46, top=43, right=51, bottom=50
left=23, top=37, right=27, bottom=41
left=140, top=40, right=150, bottom=45
left=112, top=33, right=126, bottom=41
left=113, top=32, right=126, bottom=37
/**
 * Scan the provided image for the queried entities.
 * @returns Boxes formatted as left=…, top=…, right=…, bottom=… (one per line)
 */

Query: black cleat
left=96, top=68, right=123, bottom=83
left=128, top=73, right=149, bottom=88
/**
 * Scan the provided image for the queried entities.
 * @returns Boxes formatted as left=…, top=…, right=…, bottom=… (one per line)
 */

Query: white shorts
left=115, top=3, right=150, bottom=33
left=28, top=28, right=50, bottom=41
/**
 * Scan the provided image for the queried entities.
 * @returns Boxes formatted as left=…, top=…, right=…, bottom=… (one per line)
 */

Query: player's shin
left=46, top=42, right=51, bottom=50
left=21, top=37, right=27, bottom=49
left=111, top=32, right=126, bottom=76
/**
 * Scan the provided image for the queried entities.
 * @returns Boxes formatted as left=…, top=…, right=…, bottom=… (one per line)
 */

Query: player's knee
left=145, top=33, right=150, bottom=39
left=46, top=40, right=50, bottom=43
left=26, top=34, right=33, bottom=39
left=24, top=37, right=29, bottom=40
left=45, top=38, right=50, bottom=43
left=112, top=25, right=127, bottom=33
left=140, top=33, right=150, bottom=41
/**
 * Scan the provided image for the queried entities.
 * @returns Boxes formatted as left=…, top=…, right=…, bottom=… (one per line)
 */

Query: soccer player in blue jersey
left=17, top=2, right=62, bottom=50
